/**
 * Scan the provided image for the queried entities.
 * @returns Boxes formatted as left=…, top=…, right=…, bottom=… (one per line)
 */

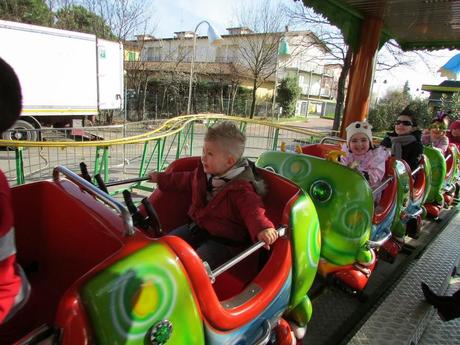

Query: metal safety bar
left=372, top=176, right=394, bottom=196
left=320, top=136, right=346, bottom=145
left=367, top=232, right=392, bottom=249
left=104, top=176, right=150, bottom=187
left=53, top=165, right=134, bottom=236
left=208, top=226, right=287, bottom=282
left=411, top=165, right=422, bottom=176
left=253, top=319, right=272, bottom=345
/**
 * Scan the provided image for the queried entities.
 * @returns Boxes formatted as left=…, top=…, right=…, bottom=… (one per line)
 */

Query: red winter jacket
left=447, top=131, right=460, bottom=151
left=157, top=162, right=274, bottom=243
left=0, top=171, right=23, bottom=323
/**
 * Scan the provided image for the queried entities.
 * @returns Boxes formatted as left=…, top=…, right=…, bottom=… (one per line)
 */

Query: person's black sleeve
left=380, top=136, right=391, bottom=148
left=406, top=142, right=424, bottom=171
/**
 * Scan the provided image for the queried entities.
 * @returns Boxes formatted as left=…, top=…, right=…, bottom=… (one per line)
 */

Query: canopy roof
left=303, top=0, right=460, bottom=51
left=422, top=80, right=460, bottom=93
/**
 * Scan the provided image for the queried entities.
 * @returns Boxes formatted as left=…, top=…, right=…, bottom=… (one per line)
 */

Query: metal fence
left=0, top=115, right=330, bottom=195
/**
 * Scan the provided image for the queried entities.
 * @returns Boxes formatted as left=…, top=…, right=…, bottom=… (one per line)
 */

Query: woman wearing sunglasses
left=421, top=118, right=449, bottom=154
left=380, top=107, right=424, bottom=171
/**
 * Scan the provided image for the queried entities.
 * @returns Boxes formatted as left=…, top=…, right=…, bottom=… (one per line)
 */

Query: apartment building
left=126, top=27, right=340, bottom=117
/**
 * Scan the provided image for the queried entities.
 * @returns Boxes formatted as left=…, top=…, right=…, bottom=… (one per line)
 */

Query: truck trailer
left=0, top=20, right=124, bottom=140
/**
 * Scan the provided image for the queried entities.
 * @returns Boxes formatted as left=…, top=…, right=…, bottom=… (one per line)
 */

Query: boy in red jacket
left=149, top=121, right=278, bottom=268
left=0, top=57, right=29, bottom=323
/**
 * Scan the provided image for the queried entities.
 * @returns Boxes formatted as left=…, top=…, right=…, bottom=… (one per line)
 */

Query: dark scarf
left=390, top=134, right=416, bottom=158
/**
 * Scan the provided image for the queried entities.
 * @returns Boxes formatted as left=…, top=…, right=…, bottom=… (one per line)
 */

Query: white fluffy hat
left=346, top=121, right=373, bottom=147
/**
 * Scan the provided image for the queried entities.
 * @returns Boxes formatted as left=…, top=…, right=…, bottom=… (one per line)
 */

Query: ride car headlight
left=310, top=180, right=332, bottom=203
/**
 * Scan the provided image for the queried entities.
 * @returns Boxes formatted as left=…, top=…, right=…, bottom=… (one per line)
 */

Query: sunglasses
left=429, top=124, right=447, bottom=131
left=395, top=120, right=413, bottom=126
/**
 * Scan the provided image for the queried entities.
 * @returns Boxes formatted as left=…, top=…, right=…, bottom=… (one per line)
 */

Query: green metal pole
left=272, top=128, right=280, bottom=151
left=15, top=147, right=24, bottom=185
left=103, top=146, right=109, bottom=182
left=139, top=141, right=150, bottom=177
left=94, top=146, right=103, bottom=177
left=190, top=122, right=195, bottom=156
left=175, top=131, right=182, bottom=160
left=158, top=138, right=166, bottom=171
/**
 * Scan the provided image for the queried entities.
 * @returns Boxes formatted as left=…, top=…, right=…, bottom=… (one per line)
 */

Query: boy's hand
left=148, top=171, right=159, bottom=183
left=257, top=228, right=279, bottom=250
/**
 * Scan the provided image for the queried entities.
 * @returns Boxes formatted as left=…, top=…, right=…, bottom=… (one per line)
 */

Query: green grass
left=322, top=113, right=335, bottom=120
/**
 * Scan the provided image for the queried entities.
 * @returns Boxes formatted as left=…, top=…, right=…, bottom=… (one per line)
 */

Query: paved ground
left=282, top=116, right=335, bottom=132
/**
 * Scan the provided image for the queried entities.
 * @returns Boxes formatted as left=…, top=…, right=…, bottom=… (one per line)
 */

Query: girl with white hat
left=340, top=121, right=389, bottom=195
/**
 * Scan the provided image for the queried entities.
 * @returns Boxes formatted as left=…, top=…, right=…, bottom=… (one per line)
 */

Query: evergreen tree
left=0, top=0, right=53, bottom=26
left=55, top=5, right=115, bottom=40
left=403, top=80, right=411, bottom=97
left=276, top=76, right=301, bottom=117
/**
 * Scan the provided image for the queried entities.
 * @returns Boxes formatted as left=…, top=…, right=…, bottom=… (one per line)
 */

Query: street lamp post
left=187, top=21, right=223, bottom=114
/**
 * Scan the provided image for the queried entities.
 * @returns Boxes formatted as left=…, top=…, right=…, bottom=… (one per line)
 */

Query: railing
left=320, top=136, right=345, bottom=145
left=0, top=114, right=328, bottom=192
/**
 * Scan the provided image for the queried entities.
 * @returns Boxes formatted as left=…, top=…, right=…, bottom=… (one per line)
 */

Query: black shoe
left=421, top=282, right=460, bottom=321
left=421, top=282, right=438, bottom=305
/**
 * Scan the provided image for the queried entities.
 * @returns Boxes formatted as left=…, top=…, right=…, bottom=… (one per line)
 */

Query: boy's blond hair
left=205, top=121, right=246, bottom=160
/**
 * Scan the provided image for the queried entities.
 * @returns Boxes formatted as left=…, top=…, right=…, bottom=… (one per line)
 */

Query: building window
left=128, top=51, right=137, bottom=61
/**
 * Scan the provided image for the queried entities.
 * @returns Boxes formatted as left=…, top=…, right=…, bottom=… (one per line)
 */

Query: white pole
left=186, top=21, right=222, bottom=115
left=186, top=24, right=200, bottom=114
left=272, top=51, right=279, bottom=120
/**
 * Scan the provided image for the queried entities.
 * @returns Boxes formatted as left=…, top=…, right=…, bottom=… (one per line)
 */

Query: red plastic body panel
left=161, top=235, right=292, bottom=330
left=412, top=156, right=427, bottom=201
left=300, top=143, right=341, bottom=158
left=373, top=158, right=397, bottom=224
left=0, top=180, right=148, bottom=343
left=445, top=145, right=455, bottom=180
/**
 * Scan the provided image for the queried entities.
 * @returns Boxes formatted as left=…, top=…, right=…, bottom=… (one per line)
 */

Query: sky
left=151, top=0, right=460, bottom=98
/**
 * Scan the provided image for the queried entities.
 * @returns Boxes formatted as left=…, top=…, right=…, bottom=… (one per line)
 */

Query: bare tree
left=232, top=0, right=286, bottom=119
left=286, top=2, right=443, bottom=130
left=79, top=0, right=155, bottom=40
left=286, top=4, right=351, bottom=130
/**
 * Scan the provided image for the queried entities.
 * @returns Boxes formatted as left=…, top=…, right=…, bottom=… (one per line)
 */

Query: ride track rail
left=0, top=115, right=328, bottom=148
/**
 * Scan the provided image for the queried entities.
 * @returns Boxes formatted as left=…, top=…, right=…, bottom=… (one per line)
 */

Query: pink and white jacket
left=340, top=145, right=390, bottom=188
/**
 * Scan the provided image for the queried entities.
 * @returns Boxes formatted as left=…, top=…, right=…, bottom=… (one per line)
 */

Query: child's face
left=452, top=128, right=460, bottom=138
left=430, top=123, right=446, bottom=139
left=349, top=133, right=370, bottom=155
left=201, top=140, right=235, bottom=175
left=394, top=115, right=415, bottom=135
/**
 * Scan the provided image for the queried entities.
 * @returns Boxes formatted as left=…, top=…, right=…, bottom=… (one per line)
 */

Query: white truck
left=0, top=20, right=124, bottom=140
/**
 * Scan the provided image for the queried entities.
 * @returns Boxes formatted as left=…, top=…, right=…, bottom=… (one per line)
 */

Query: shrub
left=276, top=76, right=301, bottom=117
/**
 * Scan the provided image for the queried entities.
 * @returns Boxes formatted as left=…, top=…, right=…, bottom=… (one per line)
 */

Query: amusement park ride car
left=1, top=139, right=457, bottom=344
left=0, top=157, right=320, bottom=345
left=256, top=142, right=459, bottom=293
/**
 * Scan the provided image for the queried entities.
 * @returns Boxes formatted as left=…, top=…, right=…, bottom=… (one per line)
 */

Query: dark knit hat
left=0, top=58, right=22, bottom=133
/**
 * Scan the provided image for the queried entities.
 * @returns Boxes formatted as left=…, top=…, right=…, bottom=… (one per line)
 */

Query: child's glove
left=326, top=150, right=346, bottom=162
left=295, top=144, right=303, bottom=154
